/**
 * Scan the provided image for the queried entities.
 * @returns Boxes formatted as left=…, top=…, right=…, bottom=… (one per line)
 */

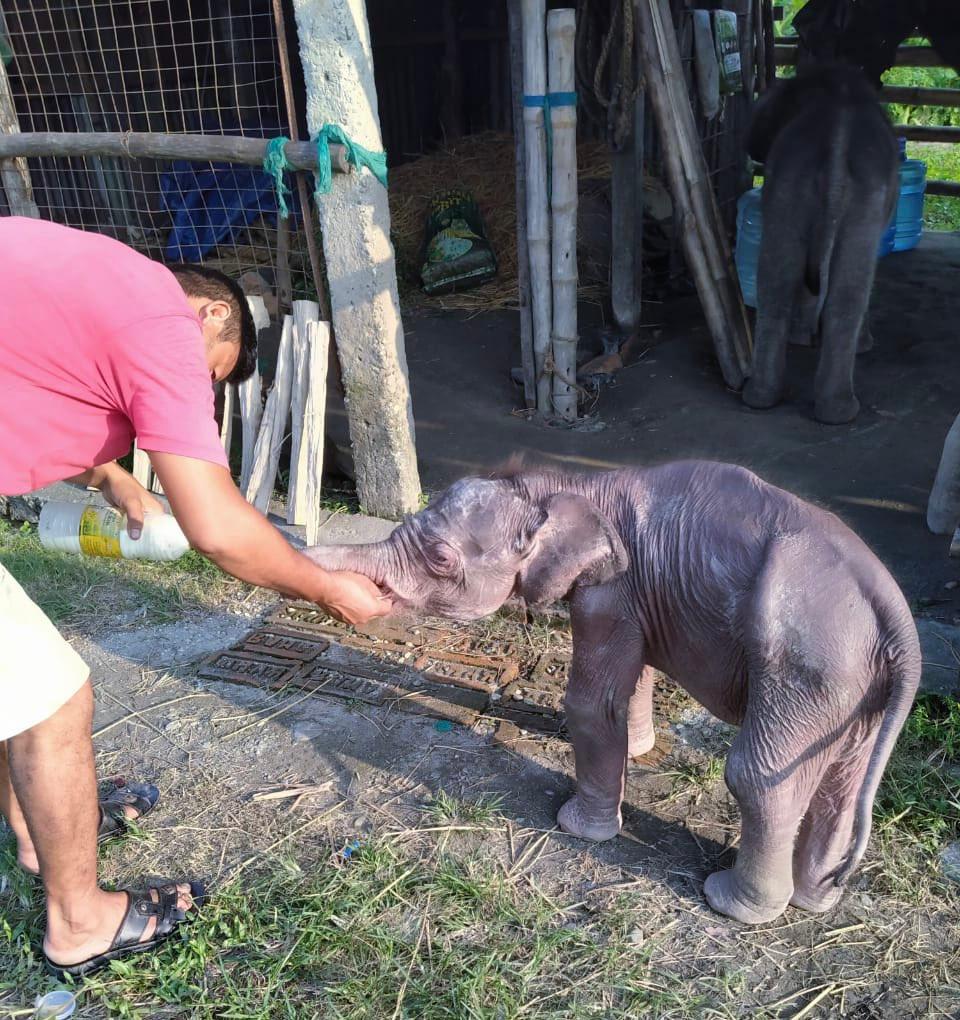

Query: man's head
left=167, top=263, right=257, bottom=384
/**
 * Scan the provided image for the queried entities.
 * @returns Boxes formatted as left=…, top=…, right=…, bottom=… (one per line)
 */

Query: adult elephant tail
left=832, top=608, right=921, bottom=887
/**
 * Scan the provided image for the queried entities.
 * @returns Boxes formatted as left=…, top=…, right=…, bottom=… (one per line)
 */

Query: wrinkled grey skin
left=306, top=462, right=920, bottom=924
left=742, top=65, right=898, bottom=425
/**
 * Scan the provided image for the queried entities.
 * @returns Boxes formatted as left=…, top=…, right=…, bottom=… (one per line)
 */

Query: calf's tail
left=832, top=613, right=921, bottom=888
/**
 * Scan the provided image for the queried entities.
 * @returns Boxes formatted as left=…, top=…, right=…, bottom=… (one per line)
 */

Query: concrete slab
left=917, top=617, right=960, bottom=696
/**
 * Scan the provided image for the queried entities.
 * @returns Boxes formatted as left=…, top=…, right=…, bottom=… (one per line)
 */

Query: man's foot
left=18, top=783, right=159, bottom=876
left=44, top=881, right=204, bottom=978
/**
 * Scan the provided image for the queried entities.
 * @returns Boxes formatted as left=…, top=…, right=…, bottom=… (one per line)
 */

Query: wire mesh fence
left=0, top=0, right=314, bottom=302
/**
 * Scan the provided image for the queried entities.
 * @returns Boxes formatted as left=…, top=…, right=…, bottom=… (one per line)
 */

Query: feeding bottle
left=38, top=502, right=190, bottom=562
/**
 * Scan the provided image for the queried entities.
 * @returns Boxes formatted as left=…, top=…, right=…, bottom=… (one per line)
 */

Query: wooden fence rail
left=775, top=43, right=949, bottom=69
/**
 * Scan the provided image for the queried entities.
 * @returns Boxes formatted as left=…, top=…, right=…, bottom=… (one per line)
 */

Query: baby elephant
left=742, top=64, right=898, bottom=424
left=306, top=462, right=919, bottom=923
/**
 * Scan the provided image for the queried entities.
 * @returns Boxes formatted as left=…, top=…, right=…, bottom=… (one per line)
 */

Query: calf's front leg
left=557, top=585, right=645, bottom=842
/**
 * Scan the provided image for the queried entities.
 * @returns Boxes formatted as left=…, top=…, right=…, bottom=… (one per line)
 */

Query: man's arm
left=77, top=456, right=390, bottom=626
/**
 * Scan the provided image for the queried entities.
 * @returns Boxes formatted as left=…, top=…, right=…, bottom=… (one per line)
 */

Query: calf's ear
left=517, top=493, right=628, bottom=607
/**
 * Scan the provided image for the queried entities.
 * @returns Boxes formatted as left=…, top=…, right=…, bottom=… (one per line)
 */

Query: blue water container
left=892, top=158, right=927, bottom=252
left=735, top=187, right=763, bottom=308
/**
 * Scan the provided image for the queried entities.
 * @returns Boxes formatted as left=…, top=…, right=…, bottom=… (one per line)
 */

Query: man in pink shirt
left=0, top=218, right=391, bottom=977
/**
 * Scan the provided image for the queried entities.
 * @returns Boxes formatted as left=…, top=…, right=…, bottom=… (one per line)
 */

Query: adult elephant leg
left=704, top=704, right=824, bottom=924
left=743, top=191, right=807, bottom=410
left=791, top=730, right=876, bottom=912
left=627, top=665, right=657, bottom=758
left=927, top=409, right=960, bottom=535
left=557, top=585, right=645, bottom=842
left=813, top=213, right=880, bottom=424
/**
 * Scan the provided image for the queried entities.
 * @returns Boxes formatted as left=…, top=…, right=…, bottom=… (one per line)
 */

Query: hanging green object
left=713, top=11, right=743, bottom=95
left=420, top=188, right=497, bottom=296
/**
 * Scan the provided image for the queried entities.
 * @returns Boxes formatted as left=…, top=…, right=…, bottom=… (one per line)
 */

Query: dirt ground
left=0, top=585, right=953, bottom=1018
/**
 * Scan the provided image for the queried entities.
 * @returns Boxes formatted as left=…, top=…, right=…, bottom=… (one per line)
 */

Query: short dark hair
left=166, top=263, right=258, bottom=383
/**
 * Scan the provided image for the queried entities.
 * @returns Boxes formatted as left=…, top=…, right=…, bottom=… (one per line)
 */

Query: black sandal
left=43, top=880, right=205, bottom=980
left=97, top=783, right=160, bottom=845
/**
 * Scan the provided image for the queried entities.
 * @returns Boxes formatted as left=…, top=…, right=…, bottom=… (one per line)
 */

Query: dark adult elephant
left=741, top=64, right=899, bottom=424
left=306, top=462, right=920, bottom=924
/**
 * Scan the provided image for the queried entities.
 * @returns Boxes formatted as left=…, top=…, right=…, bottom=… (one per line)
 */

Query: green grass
left=876, top=693, right=960, bottom=854
left=0, top=828, right=738, bottom=1020
left=0, top=519, right=247, bottom=630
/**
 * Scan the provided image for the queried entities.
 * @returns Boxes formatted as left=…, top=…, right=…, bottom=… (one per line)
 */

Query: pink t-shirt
left=0, top=218, right=228, bottom=496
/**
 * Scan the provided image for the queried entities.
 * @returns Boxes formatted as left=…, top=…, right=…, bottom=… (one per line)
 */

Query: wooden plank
left=131, top=444, right=152, bottom=488
left=508, top=0, right=537, bottom=409
left=220, top=383, right=235, bottom=456
left=287, top=300, right=320, bottom=525
left=882, top=85, right=960, bottom=109
left=0, top=53, right=39, bottom=217
left=896, top=124, right=960, bottom=144
left=0, top=132, right=350, bottom=173
left=303, top=321, right=331, bottom=546
left=245, top=315, right=295, bottom=514
left=775, top=44, right=949, bottom=69
left=928, top=180, right=960, bottom=198
left=239, top=296, right=268, bottom=494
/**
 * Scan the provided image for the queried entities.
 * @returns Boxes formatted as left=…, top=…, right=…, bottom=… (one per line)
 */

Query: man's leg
left=7, top=680, right=196, bottom=966
left=0, top=739, right=38, bottom=872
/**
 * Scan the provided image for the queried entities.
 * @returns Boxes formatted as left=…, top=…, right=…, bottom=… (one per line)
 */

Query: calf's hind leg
left=791, top=732, right=876, bottom=912
left=705, top=706, right=824, bottom=924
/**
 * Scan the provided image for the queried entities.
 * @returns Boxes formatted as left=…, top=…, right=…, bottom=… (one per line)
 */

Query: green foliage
left=876, top=693, right=960, bottom=853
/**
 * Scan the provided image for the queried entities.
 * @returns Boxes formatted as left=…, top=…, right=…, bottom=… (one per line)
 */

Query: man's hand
left=320, top=571, right=393, bottom=626
left=71, top=462, right=165, bottom=539
left=97, top=464, right=165, bottom=540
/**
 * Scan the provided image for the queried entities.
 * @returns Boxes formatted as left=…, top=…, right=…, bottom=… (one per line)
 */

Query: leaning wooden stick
left=239, top=296, right=269, bottom=494
left=288, top=300, right=321, bottom=525
left=303, top=321, right=332, bottom=546
left=246, top=315, right=296, bottom=514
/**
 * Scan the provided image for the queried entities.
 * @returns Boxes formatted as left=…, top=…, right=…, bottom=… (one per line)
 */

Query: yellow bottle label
left=78, top=507, right=123, bottom=558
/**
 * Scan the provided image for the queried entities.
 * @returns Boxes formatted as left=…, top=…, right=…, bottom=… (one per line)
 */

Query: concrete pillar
left=292, top=0, right=421, bottom=520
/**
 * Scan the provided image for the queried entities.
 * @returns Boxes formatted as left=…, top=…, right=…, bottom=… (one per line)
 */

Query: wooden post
left=0, top=53, right=39, bottom=217
left=245, top=315, right=295, bottom=514
left=239, top=296, right=268, bottom=493
left=220, top=384, right=235, bottom=455
left=303, top=320, right=331, bottom=546
left=635, top=0, right=752, bottom=389
left=287, top=299, right=320, bottom=525
left=292, top=0, right=421, bottom=519
left=548, top=10, right=578, bottom=422
left=439, top=0, right=465, bottom=142
left=508, top=0, right=537, bottom=409
left=521, top=0, right=553, bottom=415
left=131, top=444, right=152, bottom=488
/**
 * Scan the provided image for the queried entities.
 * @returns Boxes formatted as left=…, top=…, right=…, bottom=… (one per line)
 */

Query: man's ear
left=517, top=492, right=628, bottom=607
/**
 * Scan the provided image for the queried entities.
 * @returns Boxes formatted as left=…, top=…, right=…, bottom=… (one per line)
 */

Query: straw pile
left=388, top=131, right=613, bottom=311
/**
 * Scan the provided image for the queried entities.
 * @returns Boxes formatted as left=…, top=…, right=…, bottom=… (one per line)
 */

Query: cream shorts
left=0, top=562, right=90, bottom=740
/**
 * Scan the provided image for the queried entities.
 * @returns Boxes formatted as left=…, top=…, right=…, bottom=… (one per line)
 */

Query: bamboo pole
left=521, top=0, right=553, bottom=414
left=239, top=296, right=269, bottom=494
left=287, top=299, right=320, bottom=525
left=245, top=314, right=295, bottom=514
left=635, top=0, right=752, bottom=389
left=0, top=132, right=350, bottom=174
left=0, top=53, right=39, bottom=217
left=548, top=9, right=578, bottom=423
left=508, top=0, right=537, bottom=409
left=303, top=320, right=331, bottom=546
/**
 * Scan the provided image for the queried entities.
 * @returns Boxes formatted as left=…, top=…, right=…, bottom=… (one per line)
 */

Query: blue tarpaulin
left=160, top=159, right=297, bottom=262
